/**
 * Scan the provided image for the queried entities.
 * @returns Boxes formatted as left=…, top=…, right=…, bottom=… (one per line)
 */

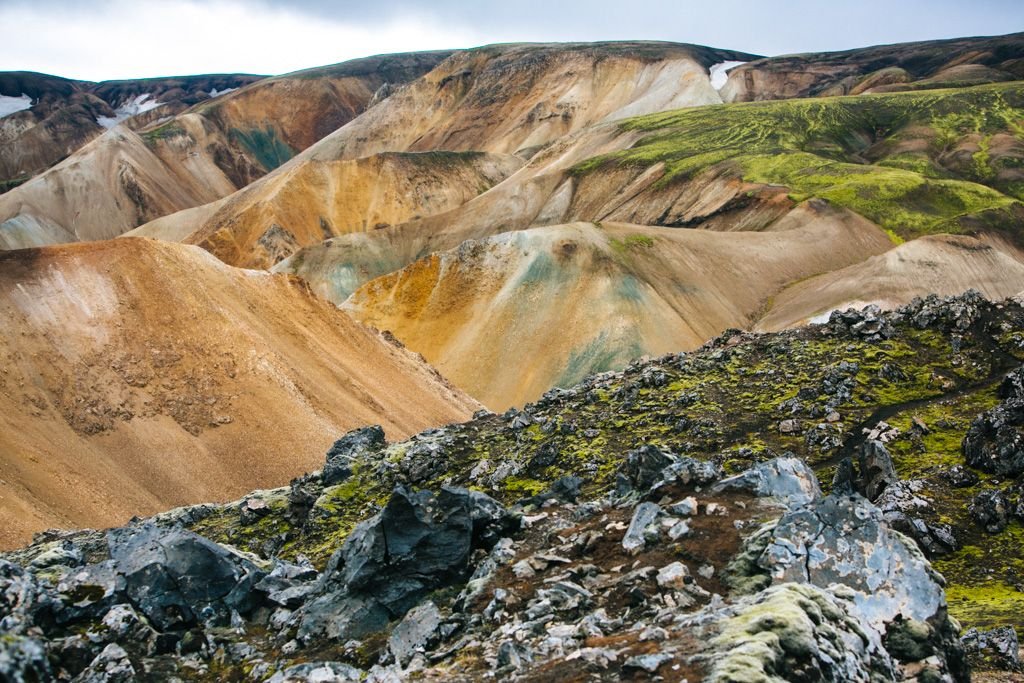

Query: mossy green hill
left=574, top=82, right=1024, bottom=245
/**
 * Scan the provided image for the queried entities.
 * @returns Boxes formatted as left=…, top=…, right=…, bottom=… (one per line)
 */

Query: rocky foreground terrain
left=2, top=292, right=1022, bottom=681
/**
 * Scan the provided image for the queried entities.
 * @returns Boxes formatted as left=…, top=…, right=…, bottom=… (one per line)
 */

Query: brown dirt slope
left=0, top=238, right=478, bottom=549
left=0, top=71, right=264, bottom=193
left=136, top=151, right=523, bottom=269
left=345, top=212, right=894, bottom=410
left=720, top=31, right=1024, bottom=101
left=757, top=233, right=1024, bottom=330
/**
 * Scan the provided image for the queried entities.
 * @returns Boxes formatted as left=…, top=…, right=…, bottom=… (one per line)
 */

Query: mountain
left=129, top=42, right=759, bottom=266
left=2, top=293, right=1020, bottom=680
left=275, top=78, right=1024, bottom=409
left=720, top=31, right=1024, bottom=101
left=0, top=238, right=478, bottom=549
left=344, top=215, right=895, bottom=410
left=0, top=71, right=264, bottom=192
left=0, top=52, right=451, bottom=250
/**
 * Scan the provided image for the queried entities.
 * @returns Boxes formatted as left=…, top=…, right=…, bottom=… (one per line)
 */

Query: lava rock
left=388, top=600, right=442, bottom=667
left=298, top=486, right=517, bottom=642
left=760, top=494, right=949, bottom=633
left=713, top=456, right=821, bottom=509
left=942, top=465, right=979, bottom=488
left=619, top=445, right=675, bottom=491
left=323, top=425, right=385, bottom=486
left=517, top=475, right=583, bottom=508
left=107, top=523, right=265, bottom=630
left=622, top=502, right=661, bottom=555
left=73, top=642, right=135, bottom=683
left=267, top=661, right=362, bottom=682
left=969, top=489, right=1010, bottom=533
left=858, top=440, right=897, bottom=501
left=0, top=634, right=51, bottom=683
left=961, top=626, right=1021, bottom=671
left=962, top=389, right=1024, bottom=477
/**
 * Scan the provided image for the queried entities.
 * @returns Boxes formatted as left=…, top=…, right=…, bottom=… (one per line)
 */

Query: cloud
left=1, top=0, right=1022, bottom=81
left=0, top=0, right=480, bottom=80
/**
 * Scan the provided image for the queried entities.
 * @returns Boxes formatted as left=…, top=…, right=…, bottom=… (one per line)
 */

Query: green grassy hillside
left=575, top=82, right=1024, bottom=244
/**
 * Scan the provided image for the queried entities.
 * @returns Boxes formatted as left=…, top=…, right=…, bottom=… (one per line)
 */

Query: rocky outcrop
left=963, top=367, right=1024, bottom=477
left=295, top=486, right=519, bottom=642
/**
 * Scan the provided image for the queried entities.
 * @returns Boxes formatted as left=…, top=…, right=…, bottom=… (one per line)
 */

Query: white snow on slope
left=709, top=61, right=747, bottom=90
left=0, top=94, right=33, bottom=118
left=97, top=93, right=163, bottom=129
left=209, top=87, right=237, bottom=98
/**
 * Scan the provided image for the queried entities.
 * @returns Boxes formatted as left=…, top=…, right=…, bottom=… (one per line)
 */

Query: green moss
left=573, top=83, right=1024, bottom=243
left=229, top=126, right=295, bottom=171
left=609, top=234, right=655, bottom=254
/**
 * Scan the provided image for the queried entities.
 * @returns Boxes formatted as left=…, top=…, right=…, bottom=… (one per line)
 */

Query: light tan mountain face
left=0, top=52, right=450, bottom=250
left=0, top=238, right=478, bottom=549
left=132, top=42, right=757, bottom=266
left=0, top=71, right=265, bottom=194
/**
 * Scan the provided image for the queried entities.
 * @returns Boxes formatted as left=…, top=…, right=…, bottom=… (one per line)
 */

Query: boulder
left=962, top=391, right=1024, bottom=477
left=961, top=626, right=1021, bottom=671
left=517, top=475, right=583, bottom=508
left=759, top=494, right=946, bottom=628
left=713, top=457, right=821, bottom=509
left=388, top=601, right=442, bottom=667
left=969, top=489, right=1010, bottom=533
left=297, top=486, right=517, bottom=642
left=694, top=583, right=896, bottom=683
left=858, top=440, right=897, bottom=501
left=622, top=502, right=661, bottom=555
left=0, top=560, right=40, bottom=634
left=0, top=634, right=51, bottom=683
left=756, top=493, right=967, bottom=680
left=72, top=643, right=135, bottom=683
left=50, top=561, right=125, bottom=625
left=323, top=425, right=386, bottom=486
left=107, top=523, right=265, bottom=630
left=267, top=661, right=363, bottom=682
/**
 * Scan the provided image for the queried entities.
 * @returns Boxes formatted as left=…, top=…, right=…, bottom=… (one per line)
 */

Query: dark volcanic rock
left=713, top=456, right=821, bottom=509
left=969, top=489, right=1010, bottom=533
left=963, top=367, right=1024, bottom=477
left=297, top=486, right=517, bottom=642
left=758, top=494, right=967, bottom=681
left=858, top=440, right=898, bottom=501
left=618, top=445, right=721, bottom=495
left=962, top=626, right=1021, bottom=672
left=323, top=425, right=386, bottom=486
left=0, top=634, right=51, bottom=682
left=107, top=523, right=265, bottom=630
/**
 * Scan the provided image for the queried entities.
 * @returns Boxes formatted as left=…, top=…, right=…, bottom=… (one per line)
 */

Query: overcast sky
left=1, top=0, right=1022, bottom=81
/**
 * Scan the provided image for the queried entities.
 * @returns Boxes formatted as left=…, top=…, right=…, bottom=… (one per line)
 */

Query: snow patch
left=0, top=93, right=33, bottom=118
left=208, top=87, right=237, bottom=98
left=709, top=61, right=746, bottom=90
left=97, top=93, right=164, bottom=129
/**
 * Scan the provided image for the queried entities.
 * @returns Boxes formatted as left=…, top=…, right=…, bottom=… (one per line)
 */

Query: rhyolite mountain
left=2, top=293, right=1022, bottom=680
left=0, top=52, right=450, bottom=249
left=0, top=71, right=265, bottom=193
